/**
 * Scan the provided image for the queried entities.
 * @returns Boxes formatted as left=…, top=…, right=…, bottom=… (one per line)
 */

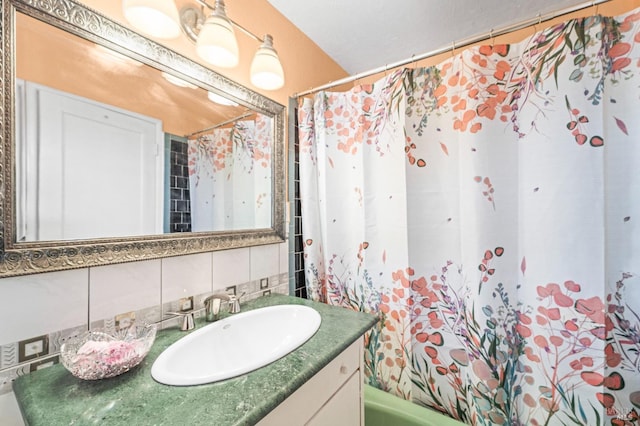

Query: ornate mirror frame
left=0, top=0, right=286, bottom=277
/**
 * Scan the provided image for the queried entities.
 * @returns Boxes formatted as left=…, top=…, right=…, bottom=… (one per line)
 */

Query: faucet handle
left=228, top=292, right=245, bottom=314
left=166, top=311, right=195, bottom=331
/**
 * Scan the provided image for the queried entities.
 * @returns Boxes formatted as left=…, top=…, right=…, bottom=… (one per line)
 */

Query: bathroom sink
left=151, top=304, right=321, bottom=386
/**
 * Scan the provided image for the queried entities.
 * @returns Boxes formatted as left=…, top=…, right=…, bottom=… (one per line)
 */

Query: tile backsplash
left=0, top=269, right=89, bottom=346
left=0, top=243, right=290, bottom=397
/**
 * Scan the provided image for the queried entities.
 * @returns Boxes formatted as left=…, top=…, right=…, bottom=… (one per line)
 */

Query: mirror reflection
left=15, top=12, right=273, bottom=242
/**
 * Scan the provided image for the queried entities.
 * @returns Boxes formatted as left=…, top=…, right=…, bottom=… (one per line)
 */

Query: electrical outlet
left=179, top=296, right=194, bottom=312
left=115, top=311, right=136, bottom=330
left=260, top=278, right=269, bottom=289
left=225, top=285, right=237, bottom=296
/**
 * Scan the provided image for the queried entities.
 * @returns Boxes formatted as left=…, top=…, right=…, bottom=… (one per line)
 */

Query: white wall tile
left=212, top=248, right=250, bottom=291
left=250, top=244, right=279, bottom=281
left=279, top=242, right=289, bottom=275
left=0, top=269, right=88, bottom=346
left=161, top=253, right=212, bottom=303
left=89, top=260, right=161, bottom=323
left=0, top=392, right=25, bottom=426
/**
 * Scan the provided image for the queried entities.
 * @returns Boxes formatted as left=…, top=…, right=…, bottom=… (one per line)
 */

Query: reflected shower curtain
left=188, top=114, right=272, bottom=231
left=299, top=9, right=640, bottom=426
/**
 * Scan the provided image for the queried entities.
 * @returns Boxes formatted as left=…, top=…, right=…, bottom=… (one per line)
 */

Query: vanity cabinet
left=12, top=296, right=377, bottom=426
left=258, top=339, right=364, bottom=426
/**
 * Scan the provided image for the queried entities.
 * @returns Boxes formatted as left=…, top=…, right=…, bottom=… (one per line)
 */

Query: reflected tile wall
left=169, top=137, right=192, bottom=232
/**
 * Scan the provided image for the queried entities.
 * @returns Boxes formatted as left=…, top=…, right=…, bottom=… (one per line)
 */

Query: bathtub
left=364, top=385, right=465, bottom=426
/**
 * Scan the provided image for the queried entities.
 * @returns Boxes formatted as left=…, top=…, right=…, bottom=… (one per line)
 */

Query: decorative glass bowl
left=60, top=323, right=157, bottom=380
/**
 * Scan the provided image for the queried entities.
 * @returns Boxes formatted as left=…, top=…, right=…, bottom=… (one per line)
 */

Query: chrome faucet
left=203, top=293, right=243, bottom=321
left=203, top=293, right=230, bottom=322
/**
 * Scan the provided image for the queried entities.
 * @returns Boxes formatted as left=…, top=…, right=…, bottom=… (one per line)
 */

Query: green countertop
left=13, top=294, right=377, bottom=426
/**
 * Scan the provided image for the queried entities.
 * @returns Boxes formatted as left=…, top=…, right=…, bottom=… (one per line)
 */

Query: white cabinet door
left=307, top=371, right=361, bottom=426
left=258, top=339, right=362, bottom=426
left=18, top=81, right=163, bottom=241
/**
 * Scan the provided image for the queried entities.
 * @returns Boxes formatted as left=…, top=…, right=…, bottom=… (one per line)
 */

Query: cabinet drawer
left=258, top=339, right=362, bottom=425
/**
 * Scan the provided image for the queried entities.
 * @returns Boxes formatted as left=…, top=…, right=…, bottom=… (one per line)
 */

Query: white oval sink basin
left=151, top=304, right=321, bottom=386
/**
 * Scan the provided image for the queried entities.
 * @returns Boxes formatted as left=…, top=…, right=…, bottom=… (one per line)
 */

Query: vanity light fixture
left=207, top=91, right=239, bottom=106
left=161, top=72, right=198, bottom=89
left=94, top=44, right=144, bottom=67
left=122, top=0, right=181, bottom=39
left=194, top=0, right=239, bottom=68
left=161, top=72, right=239, bottom=105
left=122, top=0, right=285, bottom=91
left=250, top=35, right=285, bottom=91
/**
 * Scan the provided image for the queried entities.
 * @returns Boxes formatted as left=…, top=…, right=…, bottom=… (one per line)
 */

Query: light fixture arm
left=225, top=15, right=263, bottom=43
left=187, top=0, right=264, bottom=43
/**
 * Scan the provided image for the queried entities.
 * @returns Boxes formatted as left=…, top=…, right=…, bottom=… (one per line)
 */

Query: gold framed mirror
left=0, top=0, right=286, bottom=277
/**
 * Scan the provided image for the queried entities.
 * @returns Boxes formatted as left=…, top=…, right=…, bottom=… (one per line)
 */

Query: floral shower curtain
left=188, top=114, right=272, bottom=231
left=299, top=8, right=640, bottom=426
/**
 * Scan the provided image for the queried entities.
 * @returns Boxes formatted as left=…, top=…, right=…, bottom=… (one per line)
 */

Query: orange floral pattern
left=188, top=114, right=272, bottom=182
left=187, top=114, right=272, bottom=230
left=404, top=12, right=639, bottom=145
left=299, top=7, right=640, bottom=426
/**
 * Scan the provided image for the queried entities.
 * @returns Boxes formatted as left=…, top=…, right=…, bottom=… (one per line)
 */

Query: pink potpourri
left=60, top=324, right=156, bottom=380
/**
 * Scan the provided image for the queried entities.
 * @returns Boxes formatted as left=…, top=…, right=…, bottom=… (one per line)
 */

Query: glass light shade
left=196, top=14, right=239, bottom=68
left=207, top=91, right=238, bottom=106
left=122, top=0, right=181, bottom=39
left=161, top=72, right=197, bottom=89
left=250, top=35, right=285, bottom=90
left=94, top=44, right=144, bottom=67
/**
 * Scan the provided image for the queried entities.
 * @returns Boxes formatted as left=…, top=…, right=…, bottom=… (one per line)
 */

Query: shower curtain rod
left=186, top=111, right=254, bottom=138
left=295, top=0, right=612, bottom=98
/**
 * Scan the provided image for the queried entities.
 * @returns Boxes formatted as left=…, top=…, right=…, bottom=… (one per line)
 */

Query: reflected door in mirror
left=16, top=81, right=164, bottom=241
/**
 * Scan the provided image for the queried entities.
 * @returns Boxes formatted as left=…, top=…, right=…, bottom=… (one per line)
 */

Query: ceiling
left=267, top=0, right=592, bottom=75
